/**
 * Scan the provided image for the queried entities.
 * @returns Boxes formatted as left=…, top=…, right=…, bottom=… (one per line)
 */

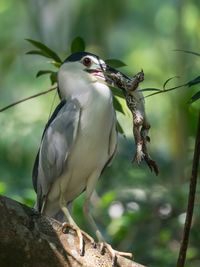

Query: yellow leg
left=83, top=197, right=104, bottom=242
left=83, top=174, right=133, bottom=266
left=59, top=193, right=94, bottom=255
left=83, top=172, right=104, bottom=241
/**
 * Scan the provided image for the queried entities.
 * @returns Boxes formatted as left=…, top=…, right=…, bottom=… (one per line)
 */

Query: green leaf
left=50, top=72, right=58, bottom=85
left=26, top=39, right=62, bottom=63
left=71, top=36, right=86, bottom=53
left=116, top=120, right=125, bottom=136
left=189, top=91, right=200, bottom=104
left=50, top=61, right=62, bottom=68
left=109, top=86, right=124, bottom=98
left=105, top=59, right=126, bottom=68
left=36, top=70, right=55, bottom=78
left=36, top=70, right=58, bottom=85
left=113, top=96, right=126, bottom=115
left=174, top=49, right=200, bottom=57
left=187, top=76, right=200, bottom=87
left=26, top=50, right=52, bottom=58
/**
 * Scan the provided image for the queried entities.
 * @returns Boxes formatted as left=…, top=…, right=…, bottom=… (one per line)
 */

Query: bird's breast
left=59, top=83, right=116, bottom=201
left=70, top=82, right=114, bottom=167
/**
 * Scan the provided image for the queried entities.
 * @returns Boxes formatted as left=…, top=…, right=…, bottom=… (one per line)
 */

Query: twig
left=143, top=82, right=188, bottom=99
left=0, top=86, right=57, bottom=112
left=176, top=111, right=200, bottom=267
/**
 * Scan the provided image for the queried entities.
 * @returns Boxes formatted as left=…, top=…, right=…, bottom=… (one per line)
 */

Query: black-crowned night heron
left=32, top=52, right=132, bottom=262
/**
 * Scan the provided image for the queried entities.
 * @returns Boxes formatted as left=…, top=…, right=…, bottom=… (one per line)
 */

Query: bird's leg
left=83, top=177, right=132, bottom=266
left=83, top=198, right=104, bottom=242
left=59, top=194, right=94, bottom=255
left=83, top=175, right=104, bottom=242
left=83, top=198, right=132, bottom=266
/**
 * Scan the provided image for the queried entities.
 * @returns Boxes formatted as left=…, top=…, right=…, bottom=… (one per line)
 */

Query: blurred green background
left=0, top=0, right=200, bottom=266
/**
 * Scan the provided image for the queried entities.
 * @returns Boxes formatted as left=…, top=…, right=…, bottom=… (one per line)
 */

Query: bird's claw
left=99, top=242, right=132, bottom=266
left=62, top=222, right=95, bottom=256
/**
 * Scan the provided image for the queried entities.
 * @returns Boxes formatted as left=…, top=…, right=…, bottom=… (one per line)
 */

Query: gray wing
left=32, top=98, right=81, bottom=211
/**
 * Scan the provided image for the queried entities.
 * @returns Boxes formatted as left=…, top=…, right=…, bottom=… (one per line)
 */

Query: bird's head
left=63, top=52, right=128, bottom=85
left=63, top=52, right=108, bottom=82
left=58, top=52, right=129, bottom=99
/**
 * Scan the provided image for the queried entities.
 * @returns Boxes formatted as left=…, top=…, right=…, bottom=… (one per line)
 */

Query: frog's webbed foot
left=144, top=155, right=159, bottom=176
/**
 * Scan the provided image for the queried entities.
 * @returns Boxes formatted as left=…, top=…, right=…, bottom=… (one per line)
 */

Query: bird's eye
left=82, top=57, right=92, bottom=67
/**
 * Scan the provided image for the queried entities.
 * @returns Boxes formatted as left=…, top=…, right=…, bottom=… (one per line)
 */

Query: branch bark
left=176, top=111, right=200, bottom=267
left=0, top=195, right=146, bottom=267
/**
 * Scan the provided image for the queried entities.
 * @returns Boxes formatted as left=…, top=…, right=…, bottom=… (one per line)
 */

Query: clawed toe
left=62, top=222, right=95, bottom=256
left=61, top=223, right=132, bottom=265
left=99, top=242, right=132, bottom=266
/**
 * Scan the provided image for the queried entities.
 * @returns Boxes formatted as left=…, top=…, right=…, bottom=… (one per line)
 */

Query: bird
left=32, top=51, right=132, bottom=263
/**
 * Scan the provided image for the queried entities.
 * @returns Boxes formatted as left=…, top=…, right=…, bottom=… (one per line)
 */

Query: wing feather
left=32, top=98, right=81, bottom=211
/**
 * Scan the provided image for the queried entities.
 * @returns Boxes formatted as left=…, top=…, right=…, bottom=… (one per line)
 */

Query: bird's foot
left=99, top=242, right=132, bottom=266
left=62, top=222, right=95, bottom=256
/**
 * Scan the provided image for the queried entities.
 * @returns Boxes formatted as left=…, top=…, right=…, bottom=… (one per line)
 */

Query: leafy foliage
left=26, top=39, right=62, bottom=63
left=187, top=76, right=200, bottom=87
left=189, top=91, right=200, bottom=104
left=116, top=121, right=125, bottom=136
left=138, top=49, right=200, bottom=103
left=105, top=59, right=126, bottom=68
left=109, top=85, right=124, bottom=98
left=174, top=49, right=200, bottom=103
left=70, top=36, right=86, bottom=53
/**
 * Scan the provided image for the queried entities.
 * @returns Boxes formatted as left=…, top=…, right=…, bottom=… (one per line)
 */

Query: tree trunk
left=0, top=195, right=146, bottom=267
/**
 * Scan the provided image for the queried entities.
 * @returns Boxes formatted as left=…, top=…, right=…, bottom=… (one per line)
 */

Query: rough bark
left=0, top=195, right=146, bottom=267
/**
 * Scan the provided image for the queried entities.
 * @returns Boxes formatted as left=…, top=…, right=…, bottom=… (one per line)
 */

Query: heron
left=33, top=51, right=132, bottom=263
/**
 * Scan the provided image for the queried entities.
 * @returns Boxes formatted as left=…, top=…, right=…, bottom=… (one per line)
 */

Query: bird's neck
left=58, top=69, right=112, bottom=107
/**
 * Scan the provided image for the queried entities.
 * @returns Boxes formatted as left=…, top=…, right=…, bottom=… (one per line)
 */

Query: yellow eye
left=82, top=57, right=92, bottom=67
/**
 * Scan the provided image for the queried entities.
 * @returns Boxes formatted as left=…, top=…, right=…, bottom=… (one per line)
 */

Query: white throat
left=58, top=62, right=112, bottom=106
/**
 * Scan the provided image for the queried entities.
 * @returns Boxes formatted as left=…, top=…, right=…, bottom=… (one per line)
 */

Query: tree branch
left=0, top=86, right=57, bottom=112
left=0, top=195, right=146, bottom=267
left=176, top=111, right=200, bottom=267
